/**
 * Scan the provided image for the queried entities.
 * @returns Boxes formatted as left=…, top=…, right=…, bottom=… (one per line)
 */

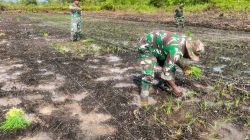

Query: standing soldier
left=174, top=4, right=184, bottom=28
left=138, top=31, right=204, bottom=102
left=69, top=0, right=82, bottom=41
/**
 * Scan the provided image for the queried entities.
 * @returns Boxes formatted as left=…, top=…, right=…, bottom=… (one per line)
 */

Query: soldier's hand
left=172, top=86, right=183, bottom=97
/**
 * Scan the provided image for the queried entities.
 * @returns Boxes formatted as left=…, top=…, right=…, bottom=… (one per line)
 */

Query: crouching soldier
left=138, top=31, right=204, bottom=101
left=174, top=4, right=184, bottom=28
left=69, top=0, right=82, bottom=41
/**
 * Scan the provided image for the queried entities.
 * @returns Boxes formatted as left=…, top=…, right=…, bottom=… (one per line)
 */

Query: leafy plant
left=39, top=30, right=48, bottom=37
left=0, top=32, right=5, bottom=37
left=161, top=98, right=173, bottom=115
left=189, top=66, right=202, bottom=79
left=0, top=108, right=30, bottom=131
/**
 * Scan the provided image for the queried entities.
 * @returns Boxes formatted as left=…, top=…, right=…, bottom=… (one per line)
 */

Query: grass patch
left=0, top=108, right=30, bottom=131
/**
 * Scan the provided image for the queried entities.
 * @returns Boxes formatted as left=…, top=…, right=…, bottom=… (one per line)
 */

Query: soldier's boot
left=140, top=82, right=150, bottom=106
left=166, top=80, right=183, bottom=97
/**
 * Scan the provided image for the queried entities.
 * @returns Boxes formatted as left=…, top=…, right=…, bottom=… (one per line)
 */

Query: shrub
left=101, top=2, right=115, bottom=10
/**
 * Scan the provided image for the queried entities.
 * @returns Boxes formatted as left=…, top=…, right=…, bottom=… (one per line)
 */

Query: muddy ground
left=0, top=12, right=249, bottom=140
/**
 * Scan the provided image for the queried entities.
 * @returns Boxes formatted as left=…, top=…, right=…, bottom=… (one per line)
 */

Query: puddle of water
left=0, top=97, right=22, bottom=106
left=113, top=83, right=137, bottom=88
left=87, top=65, right=98, bottom=69
left=87, top=59, right=100, bottom=63
left=127, top=73, right=142, bottom=78
left=61, top=102, right=116, bottom=138
left=63, top=102, right=82, bottom=117
left=36, top=74, right=65, bottom=92
left=23, top=94, right=44, bottom=101
left=37, top=60, right=43, bottom=64
left=0, top=39, right=7, bottom=45
left=38, top=105, right=56, bottom=115
left=105, top=55, right=121, bottom=62
left=108, top=67, right=134, bottom=74
left=220, top=56, right=231, bottom=61
left=95, top=76, right=124, bottom=82
left=51, top=92, right=68, bottom=103
left=71, top=92, right=88, bottom=101
left=18, top=132, right=52, bottom=140
left=213, top=65, right=226, bottom=73
left=37, top=84, right=56, bottom=91
left=24, top=113, right=36, bottom=122
left=79, top=112, right=116, bottom=138
left=130, top=95, right=157, bottom=107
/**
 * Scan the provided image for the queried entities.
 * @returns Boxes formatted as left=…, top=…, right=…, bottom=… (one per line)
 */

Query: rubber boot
left=140, top=81, right=150, bottom=106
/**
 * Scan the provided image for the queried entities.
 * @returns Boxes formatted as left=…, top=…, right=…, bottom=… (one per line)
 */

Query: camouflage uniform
left=139, top=31, right=190, bottom=95
left=70, top=3, right=82, bottom=41
left=174, top=6, right=184, bottom=28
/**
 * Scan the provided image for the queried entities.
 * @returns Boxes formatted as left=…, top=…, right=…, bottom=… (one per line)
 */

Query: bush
left=149, top=0, right=165, bottom=8
left=101, top=2, right=115, bottom=10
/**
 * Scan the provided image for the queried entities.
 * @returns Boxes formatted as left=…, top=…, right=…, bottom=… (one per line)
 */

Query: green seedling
left=0, top=32, right=5, bottom=37
left=82, top=38, right=94, bottom=43
left=201, top=101, right=209, bottom=111
left=185, top=111, right=192, bottom=120
left=55, top=46, right=69, bottom=55
left=176, top=100, right=183, bottom=110
left=161, top=98, right=173, bottom=115
left=0, top=108, right=30, bottom=131
left=189, top=66, right=202, bottom=79
left=224, top=101, right=233, bottom=112
left=39, top=30, right=48, bottom=37
left=247, top=119, right=250, bottom=127
left=234, top=97, right=240, bottom=107
left=186, top=31, right=192, bottom=37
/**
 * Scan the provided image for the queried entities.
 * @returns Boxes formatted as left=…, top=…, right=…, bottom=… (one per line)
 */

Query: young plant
left=82, top=38, right=94, bottom=43
left=234, top=97, right=240, bottom=107
left=162, top=98, right=173, bottom=115
left=189, top=66, right=202, bottom=79
left=0, top=32, right=5, bottom=37
left=39, top=30, right=48, bottom=37
left=0, top=108, right=30, bottom=131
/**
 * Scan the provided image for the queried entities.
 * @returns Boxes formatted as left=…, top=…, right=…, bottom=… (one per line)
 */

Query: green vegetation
left=189, top=66, right=202, bottom=79
left=0, top=32, right=5, bottom=37
left=0, top=0, right=249, bottom=12
left=0, top=108, right=30, bottom=131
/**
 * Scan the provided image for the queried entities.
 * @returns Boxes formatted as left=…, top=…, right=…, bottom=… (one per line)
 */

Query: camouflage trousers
left=140, top=53, right=176, bottom=87
left=175, top=16, right=184, bottom=28
left=70, top=16, right=82, bottom=41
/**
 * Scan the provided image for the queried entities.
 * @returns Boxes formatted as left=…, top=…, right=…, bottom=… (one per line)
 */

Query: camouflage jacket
left=139, top=31, right=190, bottom=70
left=70, top=3, right=81, bottom=17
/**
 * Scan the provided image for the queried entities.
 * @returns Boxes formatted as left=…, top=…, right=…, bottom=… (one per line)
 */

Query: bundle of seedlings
left=0, top=107, right=31, bottom=131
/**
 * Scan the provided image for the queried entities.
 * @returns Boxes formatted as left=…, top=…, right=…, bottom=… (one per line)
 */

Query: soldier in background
left=69, top=0, right=82, bottom=41
left=174, top=4, right=184, bottom=28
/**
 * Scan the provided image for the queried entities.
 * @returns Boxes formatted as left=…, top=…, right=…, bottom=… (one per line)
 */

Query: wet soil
left=0, top=12, right=249, bottom=139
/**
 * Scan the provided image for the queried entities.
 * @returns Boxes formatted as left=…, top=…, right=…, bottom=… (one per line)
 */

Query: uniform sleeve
left=162, top=40, right=182, bottom=72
